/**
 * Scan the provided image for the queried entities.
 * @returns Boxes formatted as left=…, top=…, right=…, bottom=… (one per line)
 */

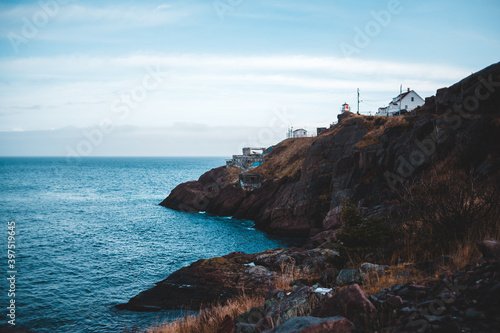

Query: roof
left=293, top=128, right=307, bottom=132
left=393, top=91, right=411, bottom=103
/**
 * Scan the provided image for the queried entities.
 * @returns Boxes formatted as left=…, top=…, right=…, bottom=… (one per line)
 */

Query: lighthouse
left=341, top=103, right=350, bottom=113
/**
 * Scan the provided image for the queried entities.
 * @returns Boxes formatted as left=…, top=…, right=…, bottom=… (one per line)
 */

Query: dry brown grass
left=147, top=294, right=264, bottom=333
left=356, top=116, right=409, bottom=148
left=225, top=165, right=242, bottom=183
left=360, top=265, right=424, bottom=295
left=273, top=262, right=300, bottom=290
left=253, top=137, right=315, bottom=179
left=148, top=263, right=316, bottom=333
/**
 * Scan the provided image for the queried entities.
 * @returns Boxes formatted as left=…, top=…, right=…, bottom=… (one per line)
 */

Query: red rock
left=311, top=284, right=376, bottom=331
left=267, top=316, right=354, bottom=333
left=217, top=315, right=234, bottom=333
left=478, top=240, right=500, bottom=259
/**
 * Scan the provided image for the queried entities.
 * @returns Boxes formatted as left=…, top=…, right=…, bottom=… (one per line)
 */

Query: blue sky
left=0, top=0, right=499, bottom=156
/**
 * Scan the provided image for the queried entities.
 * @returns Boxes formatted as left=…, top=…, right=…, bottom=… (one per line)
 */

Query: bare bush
left=394, top=169, right=500, bottom=248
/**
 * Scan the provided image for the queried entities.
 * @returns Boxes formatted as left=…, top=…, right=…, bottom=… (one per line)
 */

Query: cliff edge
left=161, top=61, right=500, bottom=237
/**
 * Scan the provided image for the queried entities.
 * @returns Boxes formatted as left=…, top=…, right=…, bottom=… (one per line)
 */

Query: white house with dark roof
left=377, top=89, right=424, bottom=116
left=292, top=128, right=308, bottom=138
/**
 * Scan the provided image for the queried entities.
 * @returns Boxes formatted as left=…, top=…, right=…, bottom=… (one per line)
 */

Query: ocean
left=0, top=157, right=297, bottom=333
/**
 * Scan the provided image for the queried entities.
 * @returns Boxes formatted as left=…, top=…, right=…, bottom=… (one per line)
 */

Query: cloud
left=0, top=53, right=473, bottom=134
left=0, top=2, right=193, bottom=39
left=0, top=124, right=285, bottom=157
left=0, top=54, right=470, bottom=83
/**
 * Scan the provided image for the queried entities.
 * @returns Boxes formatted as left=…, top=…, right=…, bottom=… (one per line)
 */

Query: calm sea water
left=0, top=157, right=297, bottom=333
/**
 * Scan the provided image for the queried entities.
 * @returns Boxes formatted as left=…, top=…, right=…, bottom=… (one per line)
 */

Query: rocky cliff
left=161, top=61, right=500, bottom=237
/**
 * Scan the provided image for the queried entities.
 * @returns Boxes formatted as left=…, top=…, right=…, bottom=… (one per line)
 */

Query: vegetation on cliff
left=137, top=62, right=500, bottom=332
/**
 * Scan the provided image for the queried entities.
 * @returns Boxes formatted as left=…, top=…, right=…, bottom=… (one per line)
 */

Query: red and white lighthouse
left=341, top=103, right=350, bottom=113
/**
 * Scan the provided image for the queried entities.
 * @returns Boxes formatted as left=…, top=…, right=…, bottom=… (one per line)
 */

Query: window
left=411, top=97, right=414, bottom=102
left=405, top=105, right=408, bottom=109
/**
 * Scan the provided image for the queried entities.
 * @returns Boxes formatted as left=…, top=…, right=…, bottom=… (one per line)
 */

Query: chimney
left=407, top=88, right=410, bottom=92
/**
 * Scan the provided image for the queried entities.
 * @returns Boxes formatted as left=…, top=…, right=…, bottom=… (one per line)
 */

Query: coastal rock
left=265, top=285, right=322, bottom=326
left=311, top=284, right=377, bottom=332
left=217, top=315, right=235, bottom=333
left=160, top=62, right=500, bottom=237
left=371, top=257, right=500, bottom=332
left=359, top=262, right=387, bottom=282
left=117, top=251, right=261, bottom=311
left=478, top=239, right=500, bottom=259
left=117, top=247, right=337, bottom=311
left=322, top=206, right=342, bottom=230
left=264, top=316, right=354, bottom=333
left=336, top=269, right=362, bottom=286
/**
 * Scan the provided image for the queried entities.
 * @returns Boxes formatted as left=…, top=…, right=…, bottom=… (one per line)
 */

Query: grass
left=356, top=116, right=409, bottom=149
left=148, top=262, right=314, bottom=333
left=146, top=238, right=493, bottom=333
left=273, top=262, right=300, bottom=290
left=147, top=294, right=264, bottom=333
left=253, top=137, right=315, bottom=179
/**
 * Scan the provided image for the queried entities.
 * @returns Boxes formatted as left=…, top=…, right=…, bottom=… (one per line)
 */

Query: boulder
left=478, top=240, right=500, bottom=259
left=217, top=315, right=235, bottom=333
left=336, top=268, right=362, bottom=286
left=265, top=285, right=321, bottom=326
left=264, top=316, right=354, bottom=333
left=234, top=323, right=256, bottom=333
left=322, top=206, right=342, bottom=230
left=359, top=262, right=387, bottom=283
left=311, top=284, right=377, bottom=332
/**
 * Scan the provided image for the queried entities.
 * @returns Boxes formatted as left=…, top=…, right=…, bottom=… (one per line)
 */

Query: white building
left=341, top=103, right=350, bottom=113
left=292, top=128, right=307, bottom=138
left=376, top=89, right=424, bottom=116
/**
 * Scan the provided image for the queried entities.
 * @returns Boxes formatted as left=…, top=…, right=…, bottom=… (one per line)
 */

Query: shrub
left=394, top=168, right=500, bottom=253
left=337, top=197, right=390, bottom=262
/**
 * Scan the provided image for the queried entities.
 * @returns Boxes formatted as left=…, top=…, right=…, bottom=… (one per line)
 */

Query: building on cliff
left=317, top=127, right=327, bottom=136
left=238, top=174, right=265, bottom=191
left=287, top=128, right=308, bottom=138
left=226, top=147, right=267, bottom=170
left=376, top=88, right=424, bottom=116
left=341, top=102, right=350, bottom=113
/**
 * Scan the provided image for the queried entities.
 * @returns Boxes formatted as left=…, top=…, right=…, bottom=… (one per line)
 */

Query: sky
left=0, top=0, right=499, bottom=157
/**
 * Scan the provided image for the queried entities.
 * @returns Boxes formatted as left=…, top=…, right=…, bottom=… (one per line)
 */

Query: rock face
left=116, top=247, right=337, bottom=311
left=160, top=62, right=500, bottom=237
left=311, top=284, right=377, bottom=332
left=369, top=257, right=500, bottom=332
left=478, top=239, right=500, bottom=259
left=264, top=316, right=355, bottom=333
left=229, top=255, right=500, bottom=332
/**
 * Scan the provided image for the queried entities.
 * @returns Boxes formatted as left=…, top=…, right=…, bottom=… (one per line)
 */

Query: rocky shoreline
left=160, top=61, right=500, bottom=238
left=221, top=241, right=500, bottom=333
left=116, top=247, right=337, bottom=311
left=117, top=62, right=500, bottom=332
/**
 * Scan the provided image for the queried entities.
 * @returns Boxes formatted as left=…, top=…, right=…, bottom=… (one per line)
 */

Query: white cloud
left=0, top=53, right=473, bottom=133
